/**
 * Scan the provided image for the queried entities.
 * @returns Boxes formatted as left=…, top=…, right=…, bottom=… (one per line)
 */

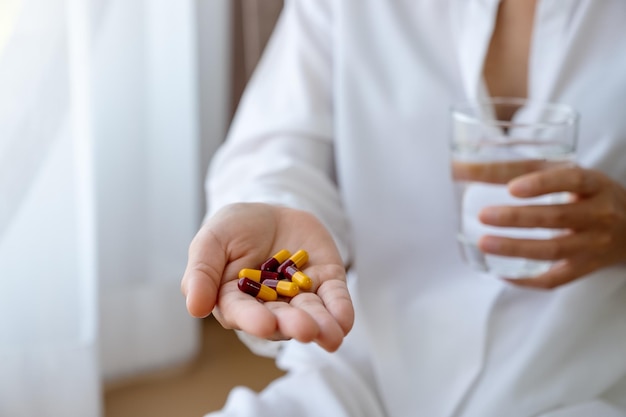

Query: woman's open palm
left=181, top=203, right=354, bottom=352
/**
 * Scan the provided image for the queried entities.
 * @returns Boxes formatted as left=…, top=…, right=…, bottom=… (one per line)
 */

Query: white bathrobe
left=205, top=0, right=626, bottom=416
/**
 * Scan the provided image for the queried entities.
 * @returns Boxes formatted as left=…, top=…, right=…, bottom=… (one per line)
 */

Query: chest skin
left=483, top=0, right=537, bottom=120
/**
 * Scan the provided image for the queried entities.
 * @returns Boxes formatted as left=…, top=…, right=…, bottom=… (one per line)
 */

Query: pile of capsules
left=237, top=249, right=313, bottom=302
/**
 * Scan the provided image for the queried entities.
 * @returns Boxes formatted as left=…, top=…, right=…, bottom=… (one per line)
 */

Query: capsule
left=260, top=249, right=291, bottom=272
left=277, top=249, right=309, bottom=275
left=238, top=268, right=280, bottom=282
left=238, top=278, right=277, bottom=302
left=262, top=279, right=300, bottom=298
left=282, top=265, right=313, bottom=291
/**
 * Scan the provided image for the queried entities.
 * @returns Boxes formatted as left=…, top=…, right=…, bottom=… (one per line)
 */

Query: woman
left=182, top=1, right=626, bottom=415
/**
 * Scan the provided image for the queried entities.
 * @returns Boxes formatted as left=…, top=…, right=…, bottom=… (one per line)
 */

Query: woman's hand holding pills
left=181, top=202, right=354, bottom=352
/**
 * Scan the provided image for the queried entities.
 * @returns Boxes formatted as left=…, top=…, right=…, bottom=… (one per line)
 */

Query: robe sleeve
left=205, top=0, right=351, bottom=265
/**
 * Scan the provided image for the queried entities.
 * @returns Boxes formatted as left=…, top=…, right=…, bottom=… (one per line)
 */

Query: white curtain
left=0, top=0, right=100, bottom=415
left=93, top=0, right=201, bottom=382
left=0, top=0, right=220, bottom=414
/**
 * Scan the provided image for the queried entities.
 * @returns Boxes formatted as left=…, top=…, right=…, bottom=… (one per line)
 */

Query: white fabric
left=90, top=0, right=201, bottom=382
left=0, top=0, right=100, bottom=415
left=0, top=0, right=205, bottom=413
left=206, top=0, right=626, bottom=416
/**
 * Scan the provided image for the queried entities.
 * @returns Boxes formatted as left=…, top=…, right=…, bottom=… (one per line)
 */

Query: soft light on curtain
left=0, top=0, right=204, bottom=414
left=0, top=0, right=100, bottom=415
left=92, top=0, right=201, bottom=383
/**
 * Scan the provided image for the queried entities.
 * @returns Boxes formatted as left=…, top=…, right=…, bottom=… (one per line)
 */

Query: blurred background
left=0, top=0, right=285, bottom=416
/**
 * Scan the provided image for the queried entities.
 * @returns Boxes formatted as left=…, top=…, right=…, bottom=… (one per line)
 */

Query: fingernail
left=479, top=207, right=500, bottom=224
left=509, top=179, right=531, bottom=196
left=479, top=236, right=500, bottom=252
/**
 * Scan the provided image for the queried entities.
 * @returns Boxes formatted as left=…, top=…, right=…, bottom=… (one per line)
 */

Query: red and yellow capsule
left=277, top=249, right=309, bottom=275
left=238, top=268, right=280, bottom=282
left=282, top=265, right=313, bottom=291
left=262, top=279, right=300, bottom=298
left=238, top=278, right=277, bottom=302
left=260, top=249, right=291, bottom=272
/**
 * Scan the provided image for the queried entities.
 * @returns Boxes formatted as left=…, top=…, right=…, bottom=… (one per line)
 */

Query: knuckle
left=597, top=205, right=623, bottom=227
left=570, top=168, right=587, bottom=190
left=542, top=242, right=564, bottom=259
left=503, top=208, right=519, bottom=224
left=545, top=209, right=569, bottom=227
left=591, top=232, right=614, bottom=253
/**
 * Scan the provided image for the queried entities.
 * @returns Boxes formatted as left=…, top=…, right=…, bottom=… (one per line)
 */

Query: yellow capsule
left=260, top=249, right=292, bottom=272
left=238, top=278, right=278, bottom=302
left=290, top=249, right=309, bottom=268
left=277, top=249, right=309, bottom=275
left=286, top=267, right=312, bottom=291
left=262, top=279, right=300, bottom=298
left=238, top=268, right=280, bottom=282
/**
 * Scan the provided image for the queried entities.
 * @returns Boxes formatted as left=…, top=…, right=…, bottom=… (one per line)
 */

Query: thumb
left=181, top=227, right=226, bottom=318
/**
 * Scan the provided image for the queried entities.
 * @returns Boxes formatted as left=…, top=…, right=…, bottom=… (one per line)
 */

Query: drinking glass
left=450, top=97, right=579, bottom=278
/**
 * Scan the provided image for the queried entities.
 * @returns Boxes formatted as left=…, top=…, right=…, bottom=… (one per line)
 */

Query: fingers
left=478, top=232, right=612, bottom=289
left=217, top=290, right=351, bottom=353
left=276, top=281, right=353, bottom=353
left=316, top=278, right=355, bottom=336
left=216, top=266, right=353, bottom=352
left=478, top=231, right=610, bottom=261
left=479, top=200, right=597, bottom=229
left=504, top=259, right=597, bottom=290
left=452, top=159, right=548, bottom=184
left=284, top=293, right=346, bottom=351
left=475, top=167, right=626, bottom=289
left=508, top=166, right=604, bottom=198
left=478, top=167, right=607, bottom=230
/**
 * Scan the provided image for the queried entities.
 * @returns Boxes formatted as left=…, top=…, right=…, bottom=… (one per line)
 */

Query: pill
left=282, top=264, right=313, bottom=291
left=262, top=279, right=300, bottom=298
left=238, top=268, right=280, bottom=282
left=238, top=278, right=278, bottom=302
left=277, top=249, right=309, bottom=275
left=260, top=249, right=292, bottom=272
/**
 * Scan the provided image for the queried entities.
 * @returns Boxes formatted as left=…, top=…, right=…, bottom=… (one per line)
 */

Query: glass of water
left=450, top=97, right=579, bottom=279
